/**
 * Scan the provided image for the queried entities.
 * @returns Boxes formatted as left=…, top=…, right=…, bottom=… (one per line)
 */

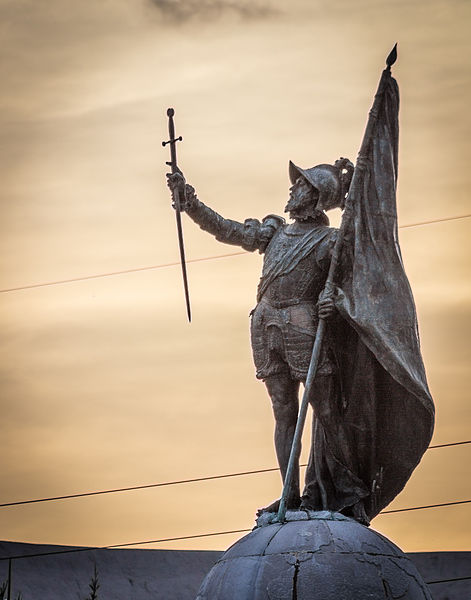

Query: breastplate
left=260, top=227, right=329, bottom=306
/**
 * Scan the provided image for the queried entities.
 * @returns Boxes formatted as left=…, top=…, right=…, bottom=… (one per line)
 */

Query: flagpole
left=276, top=45, right=398, bottom=523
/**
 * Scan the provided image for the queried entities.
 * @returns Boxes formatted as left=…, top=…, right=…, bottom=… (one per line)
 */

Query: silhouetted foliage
left=0, top=582, right=22, bottom=600
left=85, top=564, right=100, bottom=600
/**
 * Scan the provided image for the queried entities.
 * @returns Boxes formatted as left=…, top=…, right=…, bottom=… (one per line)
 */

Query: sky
left=0, top=0, right=470, bottom=555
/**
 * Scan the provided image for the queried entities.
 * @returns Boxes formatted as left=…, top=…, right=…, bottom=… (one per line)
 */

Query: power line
left=426, top=575, right=471, bottom=585
left=0, top=529, right=252, bottom=562
left=2, top=539, right=470, bottom=589
left=428, top=440, right=471, bottom=449
left=0, top=467, right=278, bottom=508
left=0, top=214, right=469, bottom=294
left=1, top=438, right=469, bottom=511
left=0, top=251, right=246, bottom=294
left=381, top=499, right=471, bottom=514
left=1, top=440, right=469, bottom=509
left=399, top=214, right=471, bottom=229
left=1, top=494, right=470, bottom=562
left=1, top=550, right=470, bottom=589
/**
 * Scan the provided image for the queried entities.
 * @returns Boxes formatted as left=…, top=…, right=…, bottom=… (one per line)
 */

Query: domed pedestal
left=195, top=511, right=432, bottom=599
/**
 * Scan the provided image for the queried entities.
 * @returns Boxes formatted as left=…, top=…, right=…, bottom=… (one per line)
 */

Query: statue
left=165, top=47, right=434, bottom=528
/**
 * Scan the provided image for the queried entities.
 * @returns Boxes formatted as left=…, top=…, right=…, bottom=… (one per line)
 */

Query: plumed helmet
left=289, top=158, right=354, bottom=211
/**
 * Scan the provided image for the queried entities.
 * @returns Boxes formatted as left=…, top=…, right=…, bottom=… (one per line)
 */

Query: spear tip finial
left=386, top=43, right=398, bottom=69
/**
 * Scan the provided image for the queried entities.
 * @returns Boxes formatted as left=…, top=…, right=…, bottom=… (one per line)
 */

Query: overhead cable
left=399, top=214, right=471, bottom=229
left=1, top=214, right=470, bottom=294
left=1, top=440, right=469, bottom=509
left=381, top=499, right=471, bottom=514
left=1, top=495, right=470, bottom=562
left=0, top=529, right=252, bottom=561
left=426, top=575, right=471, bottom=585
left=0, top=252, right=245, bottom=294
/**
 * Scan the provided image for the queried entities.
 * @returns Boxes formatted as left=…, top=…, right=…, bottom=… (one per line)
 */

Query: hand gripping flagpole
left=163, top=108, right=192, bottom=322
left=277, top=45, right=398, bottom=523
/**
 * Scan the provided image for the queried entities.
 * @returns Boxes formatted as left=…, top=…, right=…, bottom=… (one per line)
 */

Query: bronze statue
left=166, top=48, right=434, bottom=526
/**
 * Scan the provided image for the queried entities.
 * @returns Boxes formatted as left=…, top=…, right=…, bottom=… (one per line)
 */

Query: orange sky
left=0, top=0, right=470, bottom=553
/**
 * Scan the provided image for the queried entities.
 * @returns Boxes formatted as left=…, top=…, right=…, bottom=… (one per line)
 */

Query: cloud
left=148, top=0, right=278, bottom=23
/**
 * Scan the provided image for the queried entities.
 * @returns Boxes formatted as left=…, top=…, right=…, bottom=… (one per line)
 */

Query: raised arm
left=166, top=172, right=283, bottom=253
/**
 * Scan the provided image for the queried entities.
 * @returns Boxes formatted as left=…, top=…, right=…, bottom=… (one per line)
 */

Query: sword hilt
left=163, top=107, right=183, bottom=174
left=162, top=136, right=182, bottom=147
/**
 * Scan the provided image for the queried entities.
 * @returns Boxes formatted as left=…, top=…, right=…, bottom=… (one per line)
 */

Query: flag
left=310, top=72, right=435, bottom=520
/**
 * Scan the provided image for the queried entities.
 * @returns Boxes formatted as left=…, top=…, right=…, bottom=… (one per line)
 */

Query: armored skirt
left=250, top=298, right=335, bottom=382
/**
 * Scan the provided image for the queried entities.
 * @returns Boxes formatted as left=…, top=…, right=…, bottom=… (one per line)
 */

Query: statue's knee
left=264, top=375, right=298, bottom=422
left=271, top=395, right=297, bottom=423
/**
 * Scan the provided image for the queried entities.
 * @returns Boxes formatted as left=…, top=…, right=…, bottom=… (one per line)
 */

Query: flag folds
left=309, top=72, right=435, bottom=520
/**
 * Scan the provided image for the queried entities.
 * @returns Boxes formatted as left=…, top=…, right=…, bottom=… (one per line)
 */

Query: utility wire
left=0, top=467, right=278, bottom=508
left=381, top=499, right=471, bottom=514
left=0, top=214, right=469, bottom=294
left=1, top=440, right=469, bottom=509
left=2, top=536, right=470, bottom=587
left=0, top=529, right=252, bottom=562
left=0, top=251, right=246, bottom=294
left=1, top=494, right=471, bottom=562
left=426, top=575, right=471, bottom=585
left=427, top=440, right=471, bottom=449
left=399, top=214, right=471, bottom=229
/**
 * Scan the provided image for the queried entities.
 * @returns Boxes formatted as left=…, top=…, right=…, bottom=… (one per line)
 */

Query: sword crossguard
left=162, top=135, right=183, bottom=147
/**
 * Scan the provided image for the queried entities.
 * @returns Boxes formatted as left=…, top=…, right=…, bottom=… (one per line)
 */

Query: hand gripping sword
left=163, top=108, right=192, bottom=322
left=277, top=44, right=398, bottom=522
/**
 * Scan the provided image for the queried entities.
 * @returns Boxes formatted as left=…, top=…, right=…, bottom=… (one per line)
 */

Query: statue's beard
left=284, top=195, right=318, bottom=221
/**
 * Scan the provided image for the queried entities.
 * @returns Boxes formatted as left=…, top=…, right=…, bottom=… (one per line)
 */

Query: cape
left=311, top=73, right=435, bottom=520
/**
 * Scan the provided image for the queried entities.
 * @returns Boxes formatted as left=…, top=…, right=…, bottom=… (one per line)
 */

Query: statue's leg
left=257, top=373, right=301, bottom=515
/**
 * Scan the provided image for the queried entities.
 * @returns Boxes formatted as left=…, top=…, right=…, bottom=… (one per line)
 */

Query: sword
left=162, top=108, right=192, bottom=322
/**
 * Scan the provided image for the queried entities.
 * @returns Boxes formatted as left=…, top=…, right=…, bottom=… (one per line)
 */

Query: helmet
left=289, top=158, right=354, bottom=212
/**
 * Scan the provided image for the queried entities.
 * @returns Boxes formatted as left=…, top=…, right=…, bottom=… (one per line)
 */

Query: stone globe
left=195, top=511, right=432, bottom=599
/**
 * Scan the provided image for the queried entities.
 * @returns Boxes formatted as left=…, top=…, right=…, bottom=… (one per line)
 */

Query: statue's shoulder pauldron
left=257, top=214, right=286, bottom=253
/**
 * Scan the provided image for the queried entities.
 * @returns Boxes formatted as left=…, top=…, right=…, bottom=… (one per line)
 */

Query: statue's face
left=284, top=176, right=318, bottom=219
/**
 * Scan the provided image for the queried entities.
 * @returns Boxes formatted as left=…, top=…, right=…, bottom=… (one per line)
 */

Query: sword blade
left=174, top=188, right=192, bottom=322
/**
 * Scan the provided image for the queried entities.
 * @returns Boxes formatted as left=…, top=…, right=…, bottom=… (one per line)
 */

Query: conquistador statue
left=168, top=158, right=373, bottom=520
left=167, top=69, right=434, bottom=526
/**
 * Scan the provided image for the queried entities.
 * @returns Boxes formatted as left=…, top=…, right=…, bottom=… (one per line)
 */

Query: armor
left=185, top=193, right=338, bottom=382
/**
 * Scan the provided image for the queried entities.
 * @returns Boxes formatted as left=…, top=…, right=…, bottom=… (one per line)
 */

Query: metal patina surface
left=195, top=513, right=432, bottom=600
left=166, top=49, right=434, bottom=534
